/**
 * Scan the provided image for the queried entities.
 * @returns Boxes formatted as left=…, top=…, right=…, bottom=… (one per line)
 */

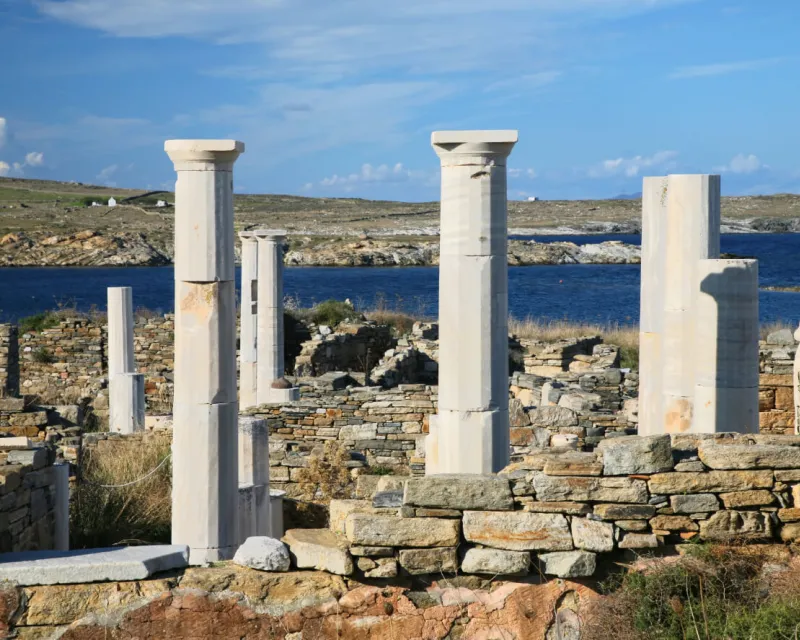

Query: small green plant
left=364, top=465, right=399, bottom=476
left=310, top=299, right=360, bottom=327
left=31, top=347, right=55, bottom=364
left=18, top=312, right=61, bottom=333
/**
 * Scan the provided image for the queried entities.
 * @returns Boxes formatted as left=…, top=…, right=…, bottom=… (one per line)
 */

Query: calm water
left=0, top=234, right=798, bottom=326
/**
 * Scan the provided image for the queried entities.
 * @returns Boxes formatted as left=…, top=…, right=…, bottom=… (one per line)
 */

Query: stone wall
left=759, top=331, right=797, bottom=435
left=0, top=324, right=19, bottom=398
left=316, top=433, right=800, bottom=582
left=0, top=442, right=58, bottom=553
left=294, top=323, right=396, bottom=378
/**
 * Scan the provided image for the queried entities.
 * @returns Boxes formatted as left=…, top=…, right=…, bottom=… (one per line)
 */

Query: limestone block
left=648, top=470, right=773, bottom=494
left=719, top=490, right=775, bottom=508
left=462, top=511, right=573, bottom=551
left=403, top=475, right=513, bottom=511
left=233, top=536, right=290, bottom=572
left=329, top=500, right=379, bottom=535
left=7, top=448, right=47, bottom=469
left=172, top=401, right=239, bottom=564
left=550, top=434, right=579, bottom=449
left=649, top=515, right=698, bottom=531
left=109, top=373, right=145, bottom=434
left=433, top=408, right=509, bottom=474
left=597, top=435, right=673, bottom=475
left=0, top=545, right=189, bottom=585
left=525, top=502, right=591, bottom=516
left=698, top=442, right=800, bottom=470
left=670, top=494, right=719, bottom=514
left=542, top=457, right=603, bottom=477
left=619, top=533, right=659, bottom=549
left=460, top=548, right=530, bottom=576
left=778, top=508, right=800, bottom=523
left=373, top=491, right=402, bottom=508
left=398, top=547, right=458, bottom=575
left=349, top=546, right=394, bottom=557
left=283, top=529, right=353, bottom=576
left=592, top=503, right=656, bottom=520
left=699, top=510, right=772, bottom=541
left=174, top=280, right=237, bottom=405
left=376, top=476, right=409, bottom=493
left=345, top=514, right=460, bottom=547
left=571, top=518, right=614, bottom=552
left=437, top=255, right=508, bottom=411
left=364, top=558, right=398, bottom=578
left=527, top=406, right=578, bottom=428
left=107, top=287, right=135, bottom=377
left=532, top=473, right=649, bottom=504
left=539, top=550, right=596, bottom=578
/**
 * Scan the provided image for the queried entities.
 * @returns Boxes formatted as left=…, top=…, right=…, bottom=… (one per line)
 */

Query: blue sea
left=0, top=233, right=798, bottom=326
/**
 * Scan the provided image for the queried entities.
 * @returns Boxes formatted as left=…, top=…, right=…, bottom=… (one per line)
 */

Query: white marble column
left=428, top=130, right=518, bottom=475
left=255, top=229, right=299, bottom=404
left=638, top=177, right=668, bottom=436
left=693, top=259, right=759, bottom=433
left=107, top=286, right=144, bottom=434
left=662, top=174, right=721, bottom=433
left=237, top=416, right=271, bottom=541
left=165, top=139, right=243, bottom=565
left=239, top=232, right=258, bottom=409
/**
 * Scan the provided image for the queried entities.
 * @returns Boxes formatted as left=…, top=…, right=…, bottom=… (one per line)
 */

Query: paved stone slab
left=0, top=545, right=189, bottom=586
left=648, top=470, right=773, bottom=494
left=403, top=475, right=513, bottom=511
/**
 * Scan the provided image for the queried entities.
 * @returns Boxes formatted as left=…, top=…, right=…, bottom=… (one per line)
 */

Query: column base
left=238, top=483, right=272, bottom=544
left=428, top=409, right=509, bottom=475
left=263, top=386, right=300, bottom=404
left=187, top=545, right=237, bottom=566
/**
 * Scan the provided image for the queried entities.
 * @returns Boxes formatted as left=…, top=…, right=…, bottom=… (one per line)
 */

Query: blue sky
left=0, top=0, right=798, bottom=201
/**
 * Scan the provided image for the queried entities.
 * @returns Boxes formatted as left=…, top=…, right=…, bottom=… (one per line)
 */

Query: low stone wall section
left=759, top=330, right=797, bottom=434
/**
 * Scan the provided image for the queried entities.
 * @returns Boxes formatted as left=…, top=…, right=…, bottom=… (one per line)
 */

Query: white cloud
left=314, top=162, right=436, bottom=192
left=509, top=168, right=537, bottom=179
left=485, top=71, right=562, bottom=93
left=24, top=152, right=44, bottom=167
left=714, top=153, right=763, bottom=174
left=0, top=118, right=6, bottom=149
left=588, top=150, right=678, bottom=178
left=97, top=164, right=119, bottom=181
left=0, top=161, right=9, bottom=177
left=669, top=57, right=785, bottom=79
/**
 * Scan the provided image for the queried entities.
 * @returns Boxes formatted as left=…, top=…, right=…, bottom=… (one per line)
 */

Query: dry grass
left=70, top=436, right=172, bottom=548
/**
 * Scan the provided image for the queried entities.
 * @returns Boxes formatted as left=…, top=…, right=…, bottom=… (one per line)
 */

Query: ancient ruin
left=107, top=286, right=144, bottom=434
left=238, top=231, right=259, bottom=410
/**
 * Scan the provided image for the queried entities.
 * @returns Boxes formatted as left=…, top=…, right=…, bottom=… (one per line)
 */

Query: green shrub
left=31, top=347, right=55, bottom=364
left=310, top=299, right=360, bottom=327
left=18, top=312, right=61, bottom=333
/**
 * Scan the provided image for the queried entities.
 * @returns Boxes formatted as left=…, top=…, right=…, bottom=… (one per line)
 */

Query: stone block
left=461, top=548, right=530, bottom=576
left=533, top=473, right=649, bottom=503
left=780, top=523, right=800, bottom=542
left=776, top=387, right=794, bottom=411
left=539, top=550, right=596, bottom=578
left=376, top=476, right=409, bottom=493
left=233, top=536, right=290, bottom=572
left=526, top=502, right=591, bottom=516
left=0, top=545, right=189, bottom=585
left=648, top=470, right=773, bottom=494
left=719, top=490, right=775, bottom=508
left=373, top=491, right=403, bottom=508
left=571, top=518, right=614, bottom=552
left=779, top=508, right=800, bottom=523
left=403, top=475, right=513, bottom=511
left=282, top=529, right=353, bottom=576
left=670, top=494, right=719, bottom=514
left=7, top=448, right=47, bottom=469
left=355, top=475, right=381, bottom=499
left=364, top=557, right=398, bottom=578
left=527, top=406, right=578, bottom=428
left=597, top=435, right=673, bottom=475
left=698, top=442, right=800, bottom=470
left=345, top=515, right=459, bottom=547
left=649, top=515, right=698, bottom=531
left=699, top=511, right=772, bottom=541
left=593, top=504, right=655, bottom=520
left=462, top=511, right=573, bottom=551
left=349, top=546, right=394, bottom=557
left=619, top=533, right=659, bottom=549
left=543, top=454, right=603, bottom=477
left=398, top=547, right=458, bottom=575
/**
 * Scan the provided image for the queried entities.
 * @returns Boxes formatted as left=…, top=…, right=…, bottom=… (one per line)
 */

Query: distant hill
left=612, top=192, right=643, bottom=200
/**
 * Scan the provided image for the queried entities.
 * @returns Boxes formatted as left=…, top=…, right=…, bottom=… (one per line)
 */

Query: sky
left=0, top=0, right=798, bottom=201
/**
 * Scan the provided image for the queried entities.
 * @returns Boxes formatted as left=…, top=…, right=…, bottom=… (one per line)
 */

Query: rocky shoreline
left=0, top=231, right=641, bottom=267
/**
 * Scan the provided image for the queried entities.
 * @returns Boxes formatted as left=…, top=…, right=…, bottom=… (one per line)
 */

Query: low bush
left=70, top=437, right=172, bottom=548
left=583, top=544, right=800, bottom=640
left=31, top=347, right=55, bottom=364
left=18, top=312, right=61, bottom=333
left=309, top=299, right=360, bottom=327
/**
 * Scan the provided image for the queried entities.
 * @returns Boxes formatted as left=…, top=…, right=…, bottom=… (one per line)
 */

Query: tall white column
left=255, top=230, right=299, bottom=404
left=237, top=416, right=271, bottom=541
left=165, top=139, right=243, bottom=565
left=107, top=286, right=144, bottom=434
left=107, top=287, right=134, bottom=377
left=662, top=174, right=721, bottom=433
left=693, top=259, right=759, bottom=433
left=638, top=177, right=668, bottom=436
left=239, top=232, right=258, bottom=409
left=428, top=130, right=518, bottom=475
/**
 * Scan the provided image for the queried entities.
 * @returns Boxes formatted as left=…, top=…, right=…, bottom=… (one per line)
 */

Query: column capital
left=239, top=230, right=258, bottom=242
left=432, top=130, right=518, bottom=162
left=165, top=139, right=244, bottom=169
left=253, top=228, right=288, bottom=241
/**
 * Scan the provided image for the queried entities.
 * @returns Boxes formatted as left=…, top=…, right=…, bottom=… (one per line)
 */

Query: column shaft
left=661, top=174, right=720, bottom=434
left=638, top=177, right=668, bottom=436
left=239, top=233, right=258, bottom=409
left=107, top=287, right=134, bottom=377
left=429, top=130, right=517, bottom=475
left=166, top=139, right=243, bottom=565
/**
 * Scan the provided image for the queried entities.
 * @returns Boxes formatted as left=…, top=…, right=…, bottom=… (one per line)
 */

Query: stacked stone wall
left=0, top=443, right=58, bottom=553
left=0, top=324, right=19, bottom=398
left=759, top=332, right=797, bottom=434
left=294, top=323, right=396, bottom=378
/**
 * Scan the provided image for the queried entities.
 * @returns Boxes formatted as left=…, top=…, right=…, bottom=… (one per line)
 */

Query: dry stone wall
left=759, top=331, right=797, bottom=434
left=0, top=324, right=19, bottom=398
